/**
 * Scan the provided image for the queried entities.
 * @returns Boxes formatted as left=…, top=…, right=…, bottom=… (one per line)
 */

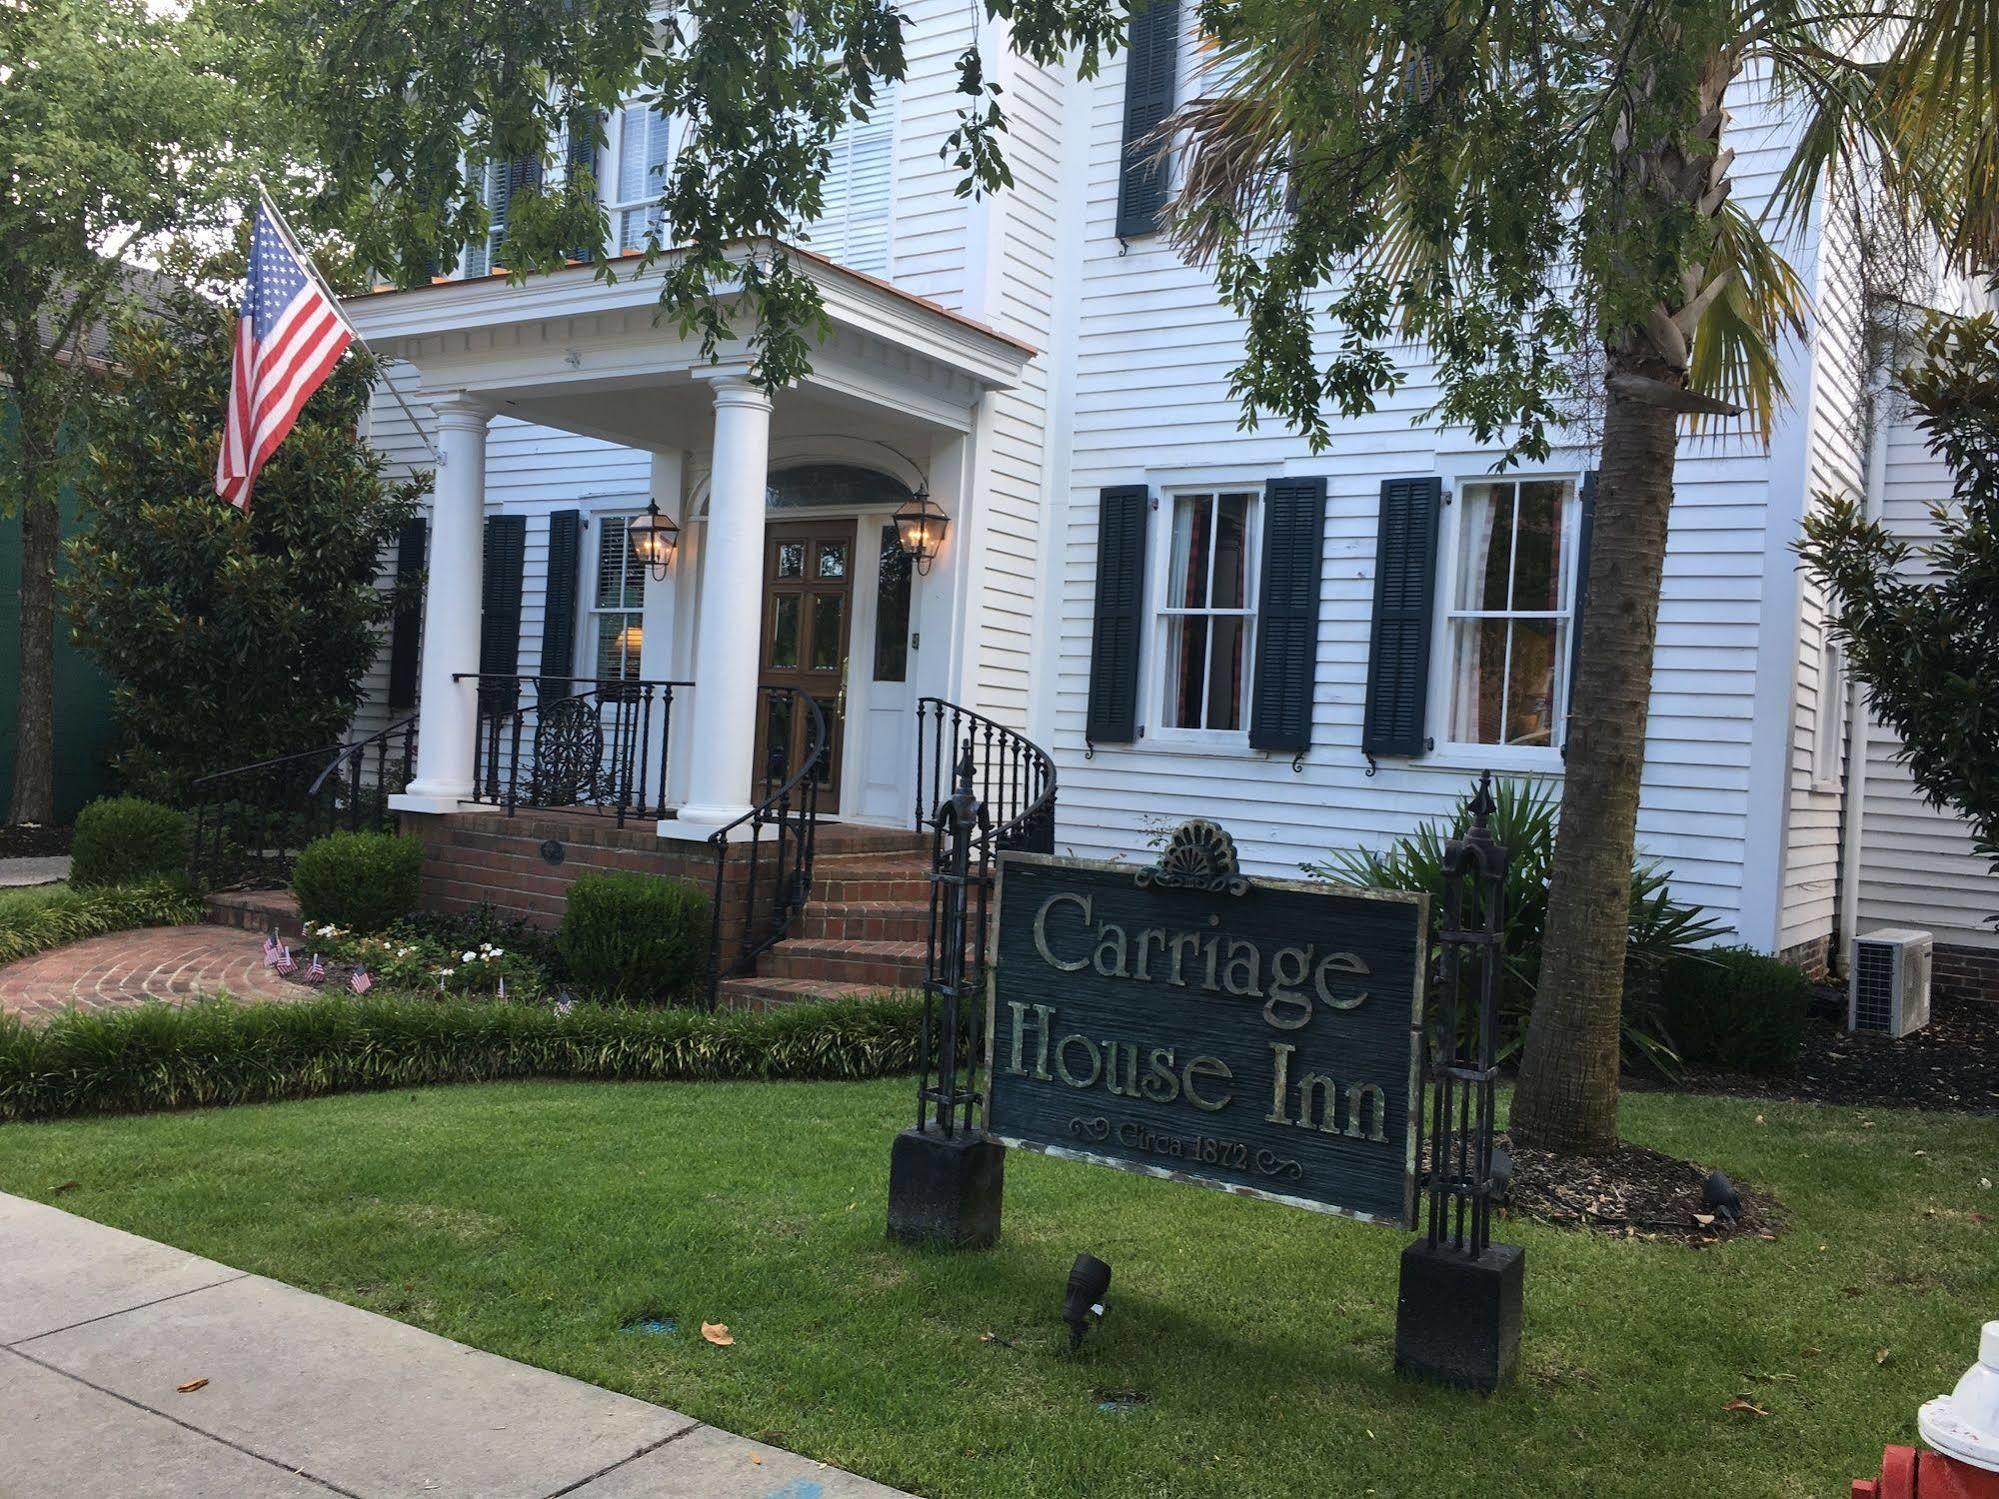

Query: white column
left=639, top=449, right=685, bottom=820
left=392, top=393, right=492, bottom=814
left=662, top=374, right=772, bottom=842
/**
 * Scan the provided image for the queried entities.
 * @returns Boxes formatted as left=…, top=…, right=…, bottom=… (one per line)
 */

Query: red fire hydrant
left=1851, top=1445, right=1999, bottom=1498
left=1853, top=1323, right=1999, bottom=1498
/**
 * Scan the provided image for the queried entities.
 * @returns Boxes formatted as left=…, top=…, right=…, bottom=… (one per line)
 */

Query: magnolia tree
left=229, top=0, right=1992, bottom=1152
left=1800, top=313, right=1999, bottom=915
left=65, top=261, right=422, bottom=802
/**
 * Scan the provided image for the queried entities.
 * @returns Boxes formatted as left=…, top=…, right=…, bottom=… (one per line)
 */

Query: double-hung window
left=607, top=101, right=673, bottom=254
left=590, top=514, right=647, bottom=683
left=1443, top=477, right=1579, bottom=753
left=1155, top=490, right=1258, bottom=735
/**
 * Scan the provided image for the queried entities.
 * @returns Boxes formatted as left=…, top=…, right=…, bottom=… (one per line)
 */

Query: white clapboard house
left=339, top=2, right=1997, bottom=1008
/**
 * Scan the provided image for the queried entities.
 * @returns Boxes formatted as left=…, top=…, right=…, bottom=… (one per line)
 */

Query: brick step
left=757, top=937, right=928, bottom=989
left=795, top=901, right=931, bottom=943
left=811, top=862, right=934, bottom=903
left=809, top=824, right=931, bottom=857
left=202, top=890, right=304, bottom=939
left=714, top=976, right=892, bottom=1012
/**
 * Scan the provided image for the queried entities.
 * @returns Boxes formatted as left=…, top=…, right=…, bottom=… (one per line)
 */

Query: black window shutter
left=565, top=110, right=600, bottom=263
left=1086, top=485, right=1149, bottom=745
left=1563, top=470, right=1597, bottom=758
left=1115, top=0, right=1181, bottom=239
left=479, top=514, right=527, bottom=714
left=1361, top=477, right=1443, bottom=758
left=539, top=509, right=583, bottom=698
left=385, top=517, right=428, bottom=710
left=1248, top=475, right=1328, bottom=754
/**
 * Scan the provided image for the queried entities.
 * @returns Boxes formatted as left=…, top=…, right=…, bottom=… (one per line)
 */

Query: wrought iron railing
left=703, top=687, right=827, bottom=1007
left=913, top=697, right=1057, bottom=856
left=190, top=715, right=418, bottom=890
left=457, top=674, right=686, bottom=827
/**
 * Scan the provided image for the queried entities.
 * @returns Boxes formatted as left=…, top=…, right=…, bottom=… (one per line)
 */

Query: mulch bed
left=1499, top=1133, right=1778, bottom=1246
left=0, top=823, right=72, bottom=859
left=1665, top=990, right=1999, bottom=1115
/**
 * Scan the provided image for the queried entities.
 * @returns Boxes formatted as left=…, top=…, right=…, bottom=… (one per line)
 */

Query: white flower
left=439, top=967, right=456, bottom=978
left=479, top=943, right=493, bottom=953
left=490, top=948, right=504, bottom=958
left=462, top=951, right=476, bottom=964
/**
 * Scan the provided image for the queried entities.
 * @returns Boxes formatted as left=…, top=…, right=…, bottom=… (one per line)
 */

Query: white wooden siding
left=1855, top=404, right=1999, bottom=947
left=1041, top=53, right=1821, bottom=946
left=1777, top=184, right=1868, bottom=953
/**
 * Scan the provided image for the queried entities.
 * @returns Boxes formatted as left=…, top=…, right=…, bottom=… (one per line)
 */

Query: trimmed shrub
left=291, top=831, right=424, bottom=934
left=557, top=870, right=709, bottom=1004
left=68, top=798, right=190, bottom=889
left=0, top=993, right=926, bottom=1121
left=0, top=881, right=204, bottom=966
left=1663, top=946, right=1811, bottom=1075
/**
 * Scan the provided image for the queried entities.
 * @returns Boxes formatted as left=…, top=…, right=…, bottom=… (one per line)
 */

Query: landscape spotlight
left=1062, top=1253, right=1111, bottom=1351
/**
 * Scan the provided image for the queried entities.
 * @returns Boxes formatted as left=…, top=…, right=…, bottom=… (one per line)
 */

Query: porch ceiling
left=344, top=239, right=1035, bottom=450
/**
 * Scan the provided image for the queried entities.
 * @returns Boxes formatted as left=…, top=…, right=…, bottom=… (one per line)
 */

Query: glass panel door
left=755, top=519, right=856, bottom=811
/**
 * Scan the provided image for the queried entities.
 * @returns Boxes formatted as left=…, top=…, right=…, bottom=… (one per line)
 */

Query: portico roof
left=344, top=239, right=1035, bottom=451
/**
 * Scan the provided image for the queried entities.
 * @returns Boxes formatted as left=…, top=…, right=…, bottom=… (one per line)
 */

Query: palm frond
left=1685, top=200, right=1809, bottom=440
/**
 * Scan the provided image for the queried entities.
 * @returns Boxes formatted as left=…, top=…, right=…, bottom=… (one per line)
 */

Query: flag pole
left=253, top=179, right=441, bottom=464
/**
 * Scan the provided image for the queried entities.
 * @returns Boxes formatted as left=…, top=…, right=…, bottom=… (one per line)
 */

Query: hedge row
left=0, top=881, right=205, bottom=967
left=0, top=992, right=933, bottom=1122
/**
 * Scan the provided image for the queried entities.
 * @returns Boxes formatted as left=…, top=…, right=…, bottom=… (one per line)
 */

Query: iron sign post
left=1393, top=773, right=1523, bottom=1391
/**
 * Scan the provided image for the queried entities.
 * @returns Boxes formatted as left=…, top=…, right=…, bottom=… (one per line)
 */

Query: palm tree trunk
left=1509, top=347, right=1681, bottom=1153
left=8, top=378, right=60, bottom=827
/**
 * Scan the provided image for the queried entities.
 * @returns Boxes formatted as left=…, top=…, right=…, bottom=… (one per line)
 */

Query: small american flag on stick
left=263, top=932, right=281, bottom=967
left=215, top=195, right=356, bottom=511
left=273, top=944, right=297, bottom=977
left=304, top=952, right=326, bottom=984
left=349, top=968, right=373, bottom=996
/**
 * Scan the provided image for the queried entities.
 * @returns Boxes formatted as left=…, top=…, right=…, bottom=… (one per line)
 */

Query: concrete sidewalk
left=0, top=1193, right=909, bottom=1498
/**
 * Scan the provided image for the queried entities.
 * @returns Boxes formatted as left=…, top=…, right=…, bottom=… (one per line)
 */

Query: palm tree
left=1163, top=0, right=1995, bottom=1152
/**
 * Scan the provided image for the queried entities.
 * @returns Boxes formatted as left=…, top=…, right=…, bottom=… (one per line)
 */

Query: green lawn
left=0, top=1080, right=1990, bottom=1498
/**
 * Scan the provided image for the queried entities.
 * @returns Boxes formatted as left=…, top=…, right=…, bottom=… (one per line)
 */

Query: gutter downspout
left=1834, top=374, right=1892, bottom=976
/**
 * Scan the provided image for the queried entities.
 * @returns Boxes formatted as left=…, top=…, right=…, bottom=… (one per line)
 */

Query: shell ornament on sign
left=1135, top=819, right=1252, bottom=897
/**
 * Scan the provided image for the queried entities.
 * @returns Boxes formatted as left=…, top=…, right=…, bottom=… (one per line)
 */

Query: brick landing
left=0, top=925, right=304, bottom=1023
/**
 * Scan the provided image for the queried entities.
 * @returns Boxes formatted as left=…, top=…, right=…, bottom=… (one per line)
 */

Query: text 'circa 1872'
left=983, top=834, right=1427, bottom=1225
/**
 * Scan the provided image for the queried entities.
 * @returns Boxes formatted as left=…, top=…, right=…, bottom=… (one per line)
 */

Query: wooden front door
left=756, top=519, right=857, bottom=812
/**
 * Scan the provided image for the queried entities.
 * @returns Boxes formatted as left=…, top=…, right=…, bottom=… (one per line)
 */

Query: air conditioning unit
left=1848, top=928, right=1933, bottom=1037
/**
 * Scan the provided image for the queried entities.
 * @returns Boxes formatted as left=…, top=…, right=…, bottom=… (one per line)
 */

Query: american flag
left=349, top=967, right=373, bottom=995
left=304, top=952, right=326, bottom=984
left=273, top=944, right=297, bottom=977
left=215, top=198, right=356, bottom=511
left=263, top=932, right=281, bottom=967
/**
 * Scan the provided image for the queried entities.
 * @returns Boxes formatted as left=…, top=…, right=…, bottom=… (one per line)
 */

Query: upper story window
left=798, top=84, right=897, bottom=277
left=608, top=101, right=674, bottom=253
left=1443, top=477, right=1579, bottom=753
left=1155, top=489, right=1259, bottom=735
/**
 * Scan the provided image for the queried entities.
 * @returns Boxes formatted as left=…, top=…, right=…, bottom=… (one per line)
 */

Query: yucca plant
left=1308, top=779, right=1724, bottom=1074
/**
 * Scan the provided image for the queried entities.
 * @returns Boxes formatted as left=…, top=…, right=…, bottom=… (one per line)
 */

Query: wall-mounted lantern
left=892, top=487, right=950, bottom=575
left=628, top=499, right=680, bottom=580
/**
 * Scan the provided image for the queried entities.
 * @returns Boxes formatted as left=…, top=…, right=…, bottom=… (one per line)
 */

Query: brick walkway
left=0, top=926, right=304, bottom=1024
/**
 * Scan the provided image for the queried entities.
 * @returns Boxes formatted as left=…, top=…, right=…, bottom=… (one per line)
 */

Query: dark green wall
left=0, top=398, right=116, bottom=823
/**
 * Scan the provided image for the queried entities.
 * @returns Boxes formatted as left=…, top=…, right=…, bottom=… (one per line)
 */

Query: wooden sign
left=984, top=822, right=1427, bottom=1226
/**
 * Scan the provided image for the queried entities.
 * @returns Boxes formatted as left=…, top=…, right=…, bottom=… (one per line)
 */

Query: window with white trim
left=797, top=83, right=897, bottom=276
left=590, top=514, right=647, bottom=682
left=1155, top=490, right=1258, bottom=733
left=1812, top=636, right=1844, bottom=786
left=607, top=101, right=674, bottom=254
left=1443, top=477, right=1579, bottom=751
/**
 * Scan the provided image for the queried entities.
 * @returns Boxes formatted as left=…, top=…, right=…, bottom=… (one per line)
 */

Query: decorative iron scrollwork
left=529, top=698, right=605, bottom=808
left=1136, top=819, right=1251, bottom=896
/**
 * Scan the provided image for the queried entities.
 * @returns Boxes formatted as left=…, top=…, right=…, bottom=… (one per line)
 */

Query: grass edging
left=0, top=879, right=204, bottom=967
left=0, top=992, right=928, bottom=1122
